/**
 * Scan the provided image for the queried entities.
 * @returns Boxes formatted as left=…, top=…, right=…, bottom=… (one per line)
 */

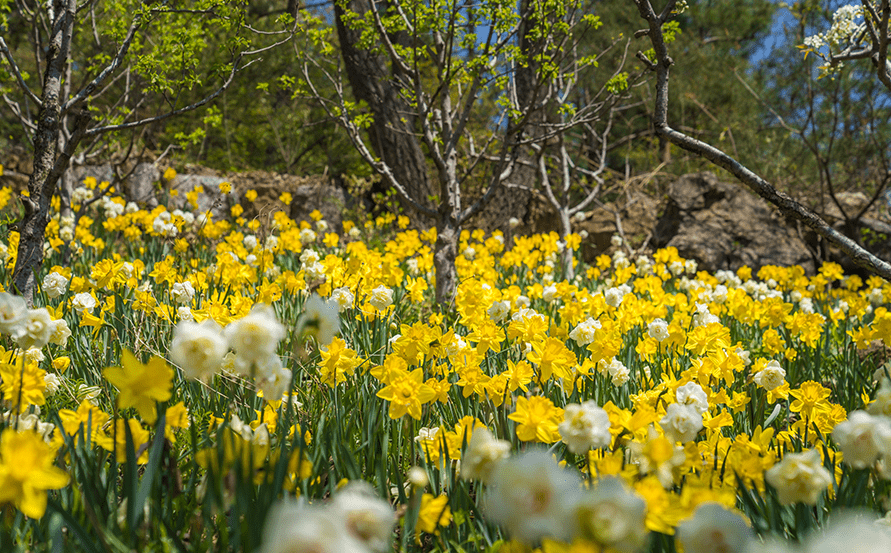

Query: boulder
left=169, top=172, right=230, bottom=217
left=653, top=172, right=815, bottom=273
left=227, top=171, right=348, bottom=233
left=576, top=193, right=659, bottom=261
left=125, top=163, right=160, bottom=207
left=70, top=164, right=113, bottom=187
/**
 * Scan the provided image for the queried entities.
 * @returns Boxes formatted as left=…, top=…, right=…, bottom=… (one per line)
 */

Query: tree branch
left=63, top=18, right=141, bottom=112
left=634, top=0, right=891, bottom=282
left=0, top=37, right=44, bottom=107
left=84, top=56, right=257, bottom=136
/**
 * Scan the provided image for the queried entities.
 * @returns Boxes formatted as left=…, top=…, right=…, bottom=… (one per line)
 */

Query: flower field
left=3, top=175, right=891, bottom=553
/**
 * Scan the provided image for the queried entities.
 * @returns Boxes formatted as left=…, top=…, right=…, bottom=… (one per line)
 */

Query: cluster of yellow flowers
left=1, top=178, right=891, bottom=552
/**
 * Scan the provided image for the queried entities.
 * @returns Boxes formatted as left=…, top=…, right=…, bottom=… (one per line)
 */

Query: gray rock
left=168, top=174, right=231, bottom=217
left=653, top=172, right=815, bottom=273
left=289, top=177, right=347, bottom=231
left=128, top=163, right=160, bottom=207
left=576, top=193, right=659, bottom=261
left=70, top=164, right=113, bottom=187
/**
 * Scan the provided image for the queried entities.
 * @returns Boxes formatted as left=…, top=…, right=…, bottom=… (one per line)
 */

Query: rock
left=575, top=193, right=659, bottom=261
left=227, top=171, right=349, bottom=233
left=653, top=172, right=815, bottom=274
left=169, top=172, right=229, bottom=217
left=70, top=164, right=113, bottom=187
left=289, top=178, right=347, bottom=231
left=123, top=163, right=160, bottom=207
left=468, top=184, right=535, bottom=235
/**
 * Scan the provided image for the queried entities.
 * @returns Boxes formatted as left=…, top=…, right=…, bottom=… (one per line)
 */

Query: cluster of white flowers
left=0, top=292, right=69, bottom=351
left=262, top=482, right=395, bottom=553
left=569, top=317, right=602, bottom=346
left=100, top=196, right=125, bottom=219
left=299, top=249, right=326, bottom=283
left=647, top=318, right=670, bottom=342
left=59, top=214, right=75, bottom=242
left=2, top=408, right=57, bottom=443
left=812, top=5, right=864, bottom=50
left=42, top=271, right=69, bottom=299
left=612, top=250, right=630, bottom=270
left=487, top=299, right=511, bottom=323
left=600, top=357, right=630, bottom=386
left=635, top=255, right=652, bottom=274
left=753, top=359, right=786, bottom=391
left=71, top=186, right=92, bottom=205
left=152, top=210, right=178, bottom=237
left=169, top=303, right=288, bottom=396
left=170, top=296, right=341, bottom=397
left=484, top=451, right=648, bottom=548
left=558, top=401, right=612, bottom=454
left=714, top=269, right=742, bottom=287
left=692, top=302, right=720, bottom=326
left=460, top=428, right=511, bottom=482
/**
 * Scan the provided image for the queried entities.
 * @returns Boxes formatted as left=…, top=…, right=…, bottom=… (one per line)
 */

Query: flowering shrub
left=1, top=177, right=891, bottom=552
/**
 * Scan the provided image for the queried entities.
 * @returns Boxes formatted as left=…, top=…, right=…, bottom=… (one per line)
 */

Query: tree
left=573, top=0, right=776, bottom=178
left=299, top=0, right=620, bottom=303
left=0, top=0, right=294, bottom=304
left=774, top=0, right=891, bottom=242
left=631, top=0, right=891, bottom=281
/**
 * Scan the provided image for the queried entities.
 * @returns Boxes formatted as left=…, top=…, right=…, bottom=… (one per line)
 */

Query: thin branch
left=63, top=19, right=140, bottom=112
left=633, top=0, right=891, bottom=282
left=0, top=37, right=44, bottom=106
left=301, top=57, right=437, bottom=219
left=84, top=56, right=258, bottom=136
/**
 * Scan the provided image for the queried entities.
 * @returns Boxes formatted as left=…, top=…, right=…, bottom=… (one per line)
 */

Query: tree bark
left=433, top=213, right=458, bottom=306
left=334, top=0, right=435, bottom=213
left=11, top=0, right=78, bottom=305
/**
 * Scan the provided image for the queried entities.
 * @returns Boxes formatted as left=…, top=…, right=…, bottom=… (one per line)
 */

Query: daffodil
left=0, top=429, right=69, bottom=518
left=104, top=350, right=173, bottom=423
left=416, top=493, right=451, bottom=538
left=509, top=395, right=563, bottom=443
left=375, top=367, right=436, bottom=420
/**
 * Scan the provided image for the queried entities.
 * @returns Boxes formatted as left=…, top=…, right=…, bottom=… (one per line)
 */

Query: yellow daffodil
left=0, top=429, right=69, bottom=519
left=104, top=350, right=173, bottom=423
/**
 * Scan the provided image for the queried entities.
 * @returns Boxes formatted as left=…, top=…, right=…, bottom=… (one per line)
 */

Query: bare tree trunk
left=434, top=213, right=459, bottom=306
left=511, top=0, right=547, bottom=203
left=334, top=0, right=435, bottom=213
left=558, top=210, right=574, bottom=279
left=11, top=0, right=79, bottom=305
